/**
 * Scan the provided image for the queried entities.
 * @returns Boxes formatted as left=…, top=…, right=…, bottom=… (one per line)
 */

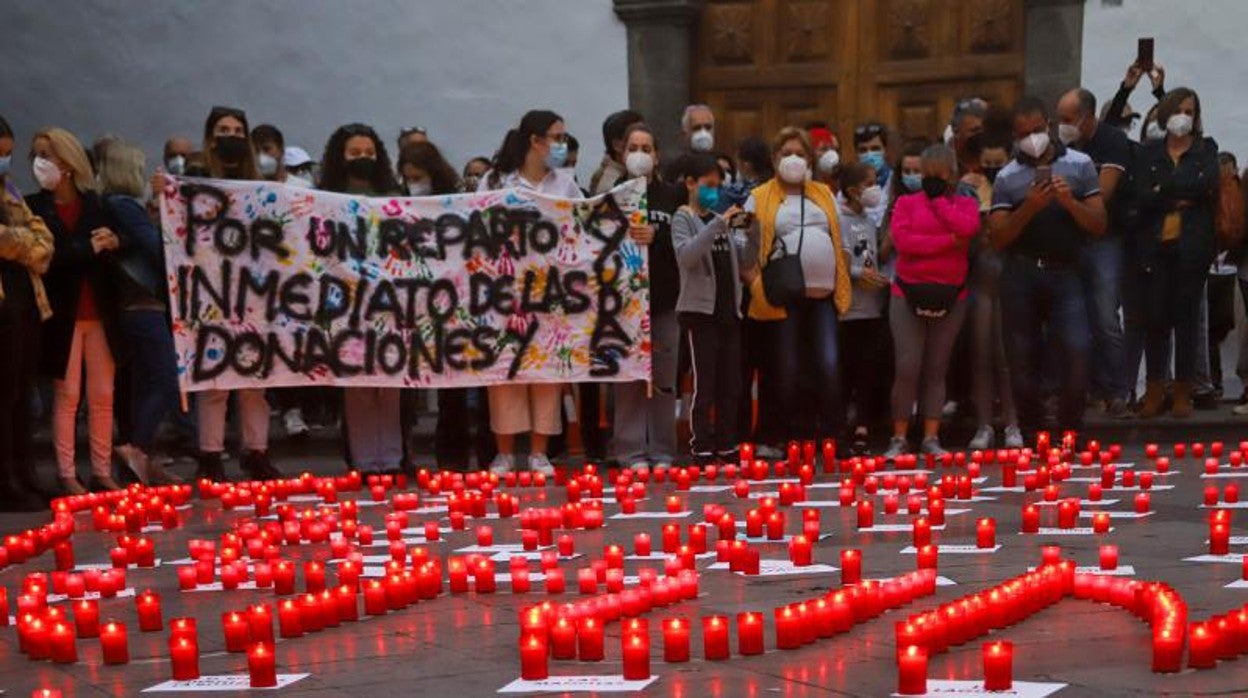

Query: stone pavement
left=2, top=435, right=1248, bottom=697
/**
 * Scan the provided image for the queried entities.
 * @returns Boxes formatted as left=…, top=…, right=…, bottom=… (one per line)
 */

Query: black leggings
left=0, top=270, right=40, bottom=489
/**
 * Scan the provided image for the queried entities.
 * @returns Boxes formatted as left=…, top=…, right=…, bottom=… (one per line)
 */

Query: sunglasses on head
left=400, top=126, right=427, bottom=138
left=854, top=123, right=885, bottom=139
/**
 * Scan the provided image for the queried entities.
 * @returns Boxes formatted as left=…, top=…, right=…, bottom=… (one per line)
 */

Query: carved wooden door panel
left=694, top=0, right=1025, bottom=153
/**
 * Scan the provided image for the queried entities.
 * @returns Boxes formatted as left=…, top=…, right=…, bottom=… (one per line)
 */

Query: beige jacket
left=0, top=184, right=54, bottom=320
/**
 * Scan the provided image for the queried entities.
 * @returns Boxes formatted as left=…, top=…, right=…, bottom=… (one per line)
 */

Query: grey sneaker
left=1003, top=425, right=1025, bottom=449
left=528, top=453, right=555, bottom=476
left=488, top=453, right=515, bottom=475
left=883, top=437, right=908, bottom=460
left=968, top=425, right=994, bottom=451
left=920, top=437, right=948, bottom=458
left=754, top=444, right=784, bottom=460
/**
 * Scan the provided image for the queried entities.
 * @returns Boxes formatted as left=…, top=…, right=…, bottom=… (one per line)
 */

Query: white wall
left=0, top=0, right=628, bottom=189
left=1082, top=0, right=1248, bottom=157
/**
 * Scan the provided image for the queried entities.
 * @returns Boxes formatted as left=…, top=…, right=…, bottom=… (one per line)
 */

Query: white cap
left=283, top=146, right=312, bottom=168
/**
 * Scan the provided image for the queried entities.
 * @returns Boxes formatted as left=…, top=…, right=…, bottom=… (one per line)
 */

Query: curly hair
left=319, top=123, right=400, bottom=195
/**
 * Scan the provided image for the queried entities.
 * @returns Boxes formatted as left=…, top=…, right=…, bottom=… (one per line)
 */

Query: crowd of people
left=0, top=57, right=1242, bottom=511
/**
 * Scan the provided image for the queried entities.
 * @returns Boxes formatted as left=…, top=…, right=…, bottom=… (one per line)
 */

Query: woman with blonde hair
left=25, top=127, right=124, bottom=494
left=98, top=141, right=181, bottom=485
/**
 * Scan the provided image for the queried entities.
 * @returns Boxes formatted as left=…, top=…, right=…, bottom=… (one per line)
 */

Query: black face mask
left=921, top=176, right=949, bottom=199
left=345, top=157, right=377, bottom=181
left=983, top=166, right=1003, bottom=184
left=962, top=134, right=984, bottom=156
left=213, top=135, right=249, bottom=163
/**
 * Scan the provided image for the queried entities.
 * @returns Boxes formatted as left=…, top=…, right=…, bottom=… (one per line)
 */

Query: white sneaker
left=528, top=453, right=555, bottom=476
left=488, top=453, right=515, bottom=475
left=1234, top=403, right=1248, bottom=416
left=968, top=425, right=994, bottom=451
left=1003, top=425, right=1025, bottom=449
left=283, top=408, right=310, bottom=437
left=628, top=461, right=650, bottom=474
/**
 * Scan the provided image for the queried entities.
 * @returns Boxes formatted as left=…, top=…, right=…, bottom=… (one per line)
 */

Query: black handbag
left=761, top=195, right=806, bottom=308
left=896, top=278, right=961, bottom=318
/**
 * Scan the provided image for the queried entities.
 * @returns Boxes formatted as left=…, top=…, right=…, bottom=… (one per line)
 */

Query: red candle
left=170, top=635, right=200, bottom=680
left=278, top=599, right=303, bottom=638
left=176, top=566, right=198, bottom=591
left=841, top=549, right=862, bottom=585
left=917, top=544, right=938, bottom=571
left=222, top=611, right=249, bottom=652
left=1092, top=512, right=1111, bottom=534
left=983, top=641, right=1013, bottom=690
left=49, top=621, right=77, bottom=663
left=363, top=580, right=387, bottom=616
left=577, top=617, right=605, bottom=661
left=662, top=617, right=690, bottom=662
left=702, top=615, right=730, bottom=660
left=856, top=500, right=874, bottom=529
left=1099, top=545, right=1119, bottom=571
left=519, top=633, right=548, bottom=680
left=789, top=535, right=812, bottom=566
left=774, top=606, right=802, bottom=649
left=662, top=524, right=680, bottom=553
left=476, top=525, right=493, bottom=547
left=897, top=645, right=927, bottom=695
left=136, top=592, right=163, bottom=632
left=1152, top=626, right=1183, bottom=672
left=737, top=612, right=764, bottom=655
left=1134, top=493, right=1150, bottom=514
left=622, top=631, right=651, bottom=680
left=100, top=621, right=129, bottom=664
left=976, top=518, right=996, bottom=548
left=1021, top=504, right=1040, bottom=533
left=247, top=642, right=278, bottom=688
left=73, top=599, right=99, bottom=638
left=1188, top=623, right=1217, bottom=669
left=912, top=518, right=932, bottom=548
left=634, top=533, right=652, bottom=557
left=1211, top=524, right=1230, bottom=555
left=247, top=604, right=274, bottom=645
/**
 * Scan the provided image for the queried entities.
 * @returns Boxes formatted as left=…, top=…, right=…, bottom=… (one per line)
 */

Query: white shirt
left=478, top=167, right=582, bottom=199
left=746, top=193, right=838, bottom=294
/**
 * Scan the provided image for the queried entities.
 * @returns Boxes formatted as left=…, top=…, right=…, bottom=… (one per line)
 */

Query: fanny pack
left=896, top=279, right=961, bottom=319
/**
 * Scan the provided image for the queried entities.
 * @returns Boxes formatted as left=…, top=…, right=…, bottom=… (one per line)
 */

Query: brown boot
left=1172, top=381, right=1194, bottom=419
left=1136, top=381, right=1167, bottom=418
left=59, top=475, right=88, bottom=496
left=90, top=474, right=123, bottom=492
left=140, top=450, right=183, bottom=485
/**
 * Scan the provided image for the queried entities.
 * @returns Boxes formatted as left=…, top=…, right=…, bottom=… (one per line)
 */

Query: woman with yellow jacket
left=0, top=115, right=55, bottom=510
left=742, top=127, right=852, bottom=447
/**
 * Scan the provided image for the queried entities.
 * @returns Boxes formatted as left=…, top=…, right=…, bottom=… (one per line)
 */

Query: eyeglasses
left=400, top=126, right=427, bottom=138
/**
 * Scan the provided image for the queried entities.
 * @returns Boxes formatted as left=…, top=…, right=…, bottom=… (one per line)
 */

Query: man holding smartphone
left=989, top=97, right=1107, bottom=438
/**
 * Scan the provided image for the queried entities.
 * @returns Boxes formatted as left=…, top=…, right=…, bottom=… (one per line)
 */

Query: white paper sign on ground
left=979, top=486, right=1026, bottom=493
left=1225, top=579, right=1248, bottom=588
left=608, top=512, right=691, bottom=519
left=1037, top=499, right=1119, bottom=507
left=869, top=576, right=957, bottom=586
left=47, top=588, right=136, bottom=604
left=744, top=561, right=839, bottom=577
left=1104, top=485, right=1175, bottom=492
left=456, top=544, right=552, bottom=554
left=75, top=560, right=162, bottom=571
left=792, top=500, right=846, bottom=508
left=687, top=485, right=732, bottom=493
left=400, top=527, right=454, bottom=537
left=892, top=679, right=1066, bottom=697
left=899, top=544, right=1001, bottom=554
left=489, top=551, right=582, bottom=563
left=498, top=675, right=658, bottom=693
left=737, top=533, right=833, bottom=545
left=143, top=673, right=310, bottom=692
left=1199, top=501, right=1248, bottom=509
left=1184, top=553, right=1246, bottom=564
left=1025, top=527, right=1111, bottom=536
left=858, top=524, right=946, bottom=533
left=1079, top=511, right=1154, bottom=520
left=183, top=581, right=259, bottom=593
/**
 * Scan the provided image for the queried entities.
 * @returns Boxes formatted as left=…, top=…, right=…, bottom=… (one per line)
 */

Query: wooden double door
left=694, top=0, right=1026, bottom=153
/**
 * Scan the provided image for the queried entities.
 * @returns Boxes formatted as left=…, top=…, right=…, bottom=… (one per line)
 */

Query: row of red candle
left=897, top=640, right=1014, bottom=695
left=1188, top=604, right=1248, bottom=669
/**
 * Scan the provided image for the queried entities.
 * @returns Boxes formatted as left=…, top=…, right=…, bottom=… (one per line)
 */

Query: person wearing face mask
left=989, top=97, right=1106, bottom=438
left=461, top=157, right=490, bottom=195
left=479, top=110, right=580, bottom=475
left=590, top=110, right=644, bottom=196
left=397, top=140, right=458, bottom=197
left=192, top=106, right=281, bottom=482
left=807, top=123, right=842, bottom=191
left=250, top=124, right=312, bottom=188
left=611, top=123, right=682, bottom=471
left=663, top=105, right=717, bottom=183
left=25, top=128, right=125, bottom=495
left=319, top=123, right=406, bottom=475
left=853, top=122, right=893, bottom=225
left=744, top=127, right=853, bottom=449
left=837, top=162, right=891, bottom=455
left=283, top=147, right=317, bottom=186
left=1131, top=88, right=1219, bottom=419
left=0, top=116, right=55, bottom=510
left=883, top=146, right=980, bottom=458
left=1056, top=88, right=1134, bottom=418
left=1105, top=61, right=1167, bottom=131
left=163, top=137, right=194, bottom=176
left=672, top=152, right=758, bottom=463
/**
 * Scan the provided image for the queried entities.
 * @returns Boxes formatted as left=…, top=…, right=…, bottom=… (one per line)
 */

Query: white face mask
left=860, top=185, right=884, bottom=208
left=1145, top=121, right=1166, bottom=142
left=33, top=156, right=62, bottom=191
left=1057, top=122, right=1082, bottom=147
left=1018, top=132, right=1051, bottom=159
left=690, top=128, right=714, bottom=152
left=166, top=155, right=186, bottom=176
left=777, top=154, right=809, bottom=184
left=817, top=149, right=840, bottom=174
left=625, top=151, right=654, bottom=178
left=1166, top=113, right=1194, bottom=137
left=257, top=153, right=279, bottom=177
left=407, top=180, right=432, bottom=196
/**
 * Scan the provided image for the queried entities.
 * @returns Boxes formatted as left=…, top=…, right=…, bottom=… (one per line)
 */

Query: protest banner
left=157, top=176, right=651, bottom=392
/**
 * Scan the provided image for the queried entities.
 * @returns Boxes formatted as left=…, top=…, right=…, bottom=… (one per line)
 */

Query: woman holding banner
left=479, top=110, right=580, bottom=475
left=193, top=106, right=282, bottom=482
left=26, top=127, right=125, bottom=495
left=321, top=123, right=407, bottom=475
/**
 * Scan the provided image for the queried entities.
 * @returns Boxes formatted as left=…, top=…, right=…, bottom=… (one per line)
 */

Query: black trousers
left=682, top=314, right=741, bottom=456
left=435, top=388, right=496, bottom=470
left=0, top=271, right=40, bottom=490
left=839, top=315, right=893, bottom=432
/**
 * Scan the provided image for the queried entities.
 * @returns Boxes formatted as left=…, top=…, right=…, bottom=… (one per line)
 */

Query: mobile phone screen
left=1035, top=166, right=1052, bottom=186
left=1138, top=38, right=1155, bottom=70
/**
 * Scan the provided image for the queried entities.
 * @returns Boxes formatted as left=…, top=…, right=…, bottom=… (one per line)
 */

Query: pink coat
left=889, top=192, right=981, bottom=297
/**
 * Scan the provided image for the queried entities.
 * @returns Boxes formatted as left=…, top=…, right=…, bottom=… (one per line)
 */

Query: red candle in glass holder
left=976, top=518, right=996, bottom=548
left=1021, top=504, right=1040, bottom=533
left=170, top=635, right=200, bottom=680
left=1210, top=524, right=1230, bottom=555
left=1099, top=545, right=1119, bottom=571
left=136, top=592, right=163, bottom=632
left=912, top=518, right=932, bottom=548
left=247, top=642, right=278, bottom=688
left=73, top=599, right=99, bottom=638
left=1092, top=512, right=1111, bottom=534
left=789, top=535, right=812, bottom=566
left=702, top=615, right=730, bottom=660
left=1152, top=626, right=1183, bottom=672
left=856, top=500, right=874, bottom=529
left=634, top=533, right=652, bottom=557
left=519, top=633, right=548, bottom=679
left=549, top=617, right=577, bottom=659
left=278, top=599, right=303, bottom=638
left=222, top=611, right=249, bottom=652
left=577, top=617, right=605, bottom=661
left=49, top=621, right=76, bottom=663
left=841, top=549, right=862, bottom=585
left=622, top=631, right=651, bottom=679
left=1134, top=493, right=1150, bottom=514
left=917, top=544, right=938, bottom=570
left=897, top=645, right=927, bottom=695
left=662, top=617, right=690, bottom=662
left=983, top=641, right=1013, bottom=690
left=1188, top=623, right=1217, bottom=669
left=737, top=612, right=764, bottom=655
left=100, top=621, right=129, bottom=664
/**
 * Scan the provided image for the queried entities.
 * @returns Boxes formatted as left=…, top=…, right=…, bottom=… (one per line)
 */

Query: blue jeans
left=769, top=297, right=842, bottom=440
left=1079, top=236, right=1127, bottom=400
left=1000, top=255, right=1091, bottom=431
left=120, top=310, right=179, bottom=451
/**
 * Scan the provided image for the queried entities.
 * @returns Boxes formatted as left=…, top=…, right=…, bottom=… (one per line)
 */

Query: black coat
left=25, top=189, right=123, bottom=379
left=1130, top=136, right=1220, bottom=272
